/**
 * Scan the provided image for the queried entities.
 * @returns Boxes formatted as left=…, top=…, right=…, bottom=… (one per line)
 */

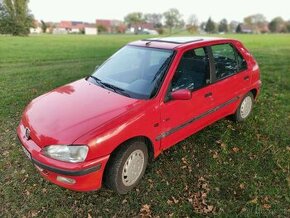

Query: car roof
left=129, top=36, right=236, bottom=50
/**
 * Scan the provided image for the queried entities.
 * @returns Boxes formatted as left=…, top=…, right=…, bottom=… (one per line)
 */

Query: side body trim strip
left=156, top=96, right=239, bottom=141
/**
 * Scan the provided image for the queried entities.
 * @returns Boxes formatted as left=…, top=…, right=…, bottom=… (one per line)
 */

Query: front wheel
left=104, top=139, right=148, bottom=194
left=233, top=92, right=254, bottom=122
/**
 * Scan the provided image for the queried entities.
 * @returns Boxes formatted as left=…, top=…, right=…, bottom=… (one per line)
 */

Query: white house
left=30, top=26, right=42, bottom=34
left=30, top=20, right=42, bottom=34
left=85, top=27, right=98, bottom=35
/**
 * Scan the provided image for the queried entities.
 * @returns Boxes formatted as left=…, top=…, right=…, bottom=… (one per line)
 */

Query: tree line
left=0, top=0, right=289, bottom=36
left=125, top=10, right=290, bottom=34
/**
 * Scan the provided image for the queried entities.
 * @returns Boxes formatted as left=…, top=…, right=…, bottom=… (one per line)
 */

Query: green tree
left=236, top=23, right=243, bottom=33
left=163, top=8, right=182, bottom=33
left=40, top=20, right=47, bottom=33
left=218, top=18, right=228, bottom=33
left=268, top=17, right=285, bottom=33
left=205, top=17, right=216, bottom=33
left=124, top=12, right=144, bottom=28
left=97, top=24, right=107, bottom=33
left=144, top=13, right=162, bottom=28
left=0, top=0, right=34, bottom=36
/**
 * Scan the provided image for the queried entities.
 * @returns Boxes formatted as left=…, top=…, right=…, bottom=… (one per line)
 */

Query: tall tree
left=218, top=18, right=228, bottom=33
left=124, top=12, right=144, bottom=28
left=40, top=20, right=47, bottom=33
left=268, top=17, right=285, bottom=33
left=163, top=8, right=182, bottom=33
left=144, top=13, right=162, bottom=28
left=0, top=0, right=34, bottom=36
left=205, top=17, right=216, bottom=33
left=187, top=14, right=199, bottom=33
left=236, top=23, right=243, bottom=33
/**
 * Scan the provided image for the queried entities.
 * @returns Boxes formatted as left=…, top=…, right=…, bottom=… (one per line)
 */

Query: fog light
left=56, top=176, right=76, bottom=184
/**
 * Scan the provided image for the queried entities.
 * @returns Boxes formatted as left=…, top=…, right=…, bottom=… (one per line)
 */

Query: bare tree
left=187, top=14, right=199, bottom=33
left=244, top=14, right=268, bottom=32
left=163, top=8, right=182, bottom=33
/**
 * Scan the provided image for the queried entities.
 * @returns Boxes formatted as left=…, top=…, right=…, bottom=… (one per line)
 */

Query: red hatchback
left=17, top=37, right=261, bottom=194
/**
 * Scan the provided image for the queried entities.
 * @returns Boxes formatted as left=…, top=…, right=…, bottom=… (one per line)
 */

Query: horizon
left=29, top=0, right=289, bottom=24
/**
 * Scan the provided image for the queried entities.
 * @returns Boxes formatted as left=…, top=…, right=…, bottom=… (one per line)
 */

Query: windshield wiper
left=88, top=75, right=102, bottom=83
left=100, top=81, right=131, bottom=97
left=88, top=76, right=131, bottom=97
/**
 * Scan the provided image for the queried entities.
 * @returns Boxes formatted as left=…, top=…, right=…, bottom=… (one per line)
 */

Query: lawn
left=0, top=34, right=289, bottom=217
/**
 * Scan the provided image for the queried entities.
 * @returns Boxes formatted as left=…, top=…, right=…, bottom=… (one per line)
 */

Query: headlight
left=42, top=145, right=88, bottom=163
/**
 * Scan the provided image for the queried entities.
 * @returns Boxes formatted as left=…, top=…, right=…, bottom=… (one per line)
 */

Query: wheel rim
left=240, top=96, right=252, bottom=119
left=122, top=149, right=145, bottom=186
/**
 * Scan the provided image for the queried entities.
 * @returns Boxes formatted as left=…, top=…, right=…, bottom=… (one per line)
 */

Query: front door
left=158, top=47, right=214, bottom=150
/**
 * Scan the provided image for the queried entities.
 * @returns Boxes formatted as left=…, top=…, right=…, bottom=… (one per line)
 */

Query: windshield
left=90, top=45, right=174, bottom=99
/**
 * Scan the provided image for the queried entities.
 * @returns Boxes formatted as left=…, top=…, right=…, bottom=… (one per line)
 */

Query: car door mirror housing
left=170, top=89, right=192, bottom=101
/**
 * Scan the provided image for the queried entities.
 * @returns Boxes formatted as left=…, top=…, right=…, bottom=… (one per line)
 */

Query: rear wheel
left=233, top=92, right=254, bottom=122
left=104, top=139, right=148, bottom=194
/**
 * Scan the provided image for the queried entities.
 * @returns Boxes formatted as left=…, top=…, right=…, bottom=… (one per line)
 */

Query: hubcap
left=240, top=96, right=252, bottom=119
left=122, top=149, right=145, bottom=186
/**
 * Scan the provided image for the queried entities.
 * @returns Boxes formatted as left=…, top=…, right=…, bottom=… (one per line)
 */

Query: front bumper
left=17, top=123, right=110, bottom=192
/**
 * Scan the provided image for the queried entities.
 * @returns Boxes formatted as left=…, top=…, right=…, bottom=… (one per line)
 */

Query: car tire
left=233, top=92, right=254, bottom=122
left=104, top=139, right=148, bottom=194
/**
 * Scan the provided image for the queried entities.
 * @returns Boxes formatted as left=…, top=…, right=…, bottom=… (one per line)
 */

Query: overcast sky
left=29, top=0, right=289, bottom=23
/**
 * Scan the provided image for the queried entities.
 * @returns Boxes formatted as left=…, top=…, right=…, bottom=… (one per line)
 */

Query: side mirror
left=170, top=89, right=192, bottom=100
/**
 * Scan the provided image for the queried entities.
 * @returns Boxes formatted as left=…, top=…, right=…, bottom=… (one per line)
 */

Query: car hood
left=21, top=79, right=142, bottom=147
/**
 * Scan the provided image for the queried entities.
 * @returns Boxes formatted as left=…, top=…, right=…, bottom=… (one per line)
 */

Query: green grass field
left=0, top=34, right=289, bottom=217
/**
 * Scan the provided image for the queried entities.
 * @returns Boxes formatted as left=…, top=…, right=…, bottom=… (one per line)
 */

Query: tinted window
left=211, top=44, right=247, bottom=80
left=91, top=46, right=173, bottom=99
left=171, top=47, right=210, bottom=91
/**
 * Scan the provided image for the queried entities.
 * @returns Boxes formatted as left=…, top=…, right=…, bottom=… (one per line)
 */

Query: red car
left=17, top=37, right=261, bottom=194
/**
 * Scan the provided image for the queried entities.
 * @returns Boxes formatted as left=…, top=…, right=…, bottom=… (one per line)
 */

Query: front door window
left=171, top=47, right=210, bottom=91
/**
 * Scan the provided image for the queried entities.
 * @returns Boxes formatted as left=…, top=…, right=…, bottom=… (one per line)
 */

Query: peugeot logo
left=24, top=127, right=31, bottom=140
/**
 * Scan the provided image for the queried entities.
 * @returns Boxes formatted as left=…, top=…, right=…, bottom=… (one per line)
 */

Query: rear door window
left=211, top=44, right=247, bottom=80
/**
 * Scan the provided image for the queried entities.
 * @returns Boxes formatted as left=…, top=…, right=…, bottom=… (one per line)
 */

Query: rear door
left=207, top=43, right=251, bottom=117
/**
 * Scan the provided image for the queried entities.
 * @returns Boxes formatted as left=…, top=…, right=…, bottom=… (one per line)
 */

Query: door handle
left=244, top=76, right=250, bottom=81
left=204, top=92, right=212, bottom=98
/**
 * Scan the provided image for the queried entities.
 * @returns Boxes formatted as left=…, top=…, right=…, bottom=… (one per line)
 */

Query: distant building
left=126, top=22, right=157, bottom=34
left=30, top=20, right=42, bottom=34
left=236, top=23, right=269, bottom=34
left=54, top=21, right=97, bottom=34
left=85, top=27, right=98, bottom=35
